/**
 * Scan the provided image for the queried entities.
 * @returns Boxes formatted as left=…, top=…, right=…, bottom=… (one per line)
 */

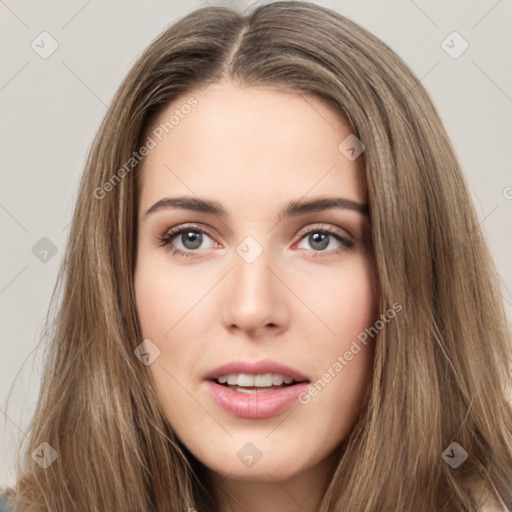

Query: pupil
left=310, top=232, right=328, bottom=250
left=183, top=231, right=202, bottom=250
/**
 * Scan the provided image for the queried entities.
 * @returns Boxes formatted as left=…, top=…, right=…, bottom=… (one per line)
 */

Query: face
left=134, top=81, right=378, bottom=483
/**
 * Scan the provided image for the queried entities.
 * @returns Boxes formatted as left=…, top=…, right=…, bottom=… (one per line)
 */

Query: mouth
left=203, top=360, right=311, bottom=419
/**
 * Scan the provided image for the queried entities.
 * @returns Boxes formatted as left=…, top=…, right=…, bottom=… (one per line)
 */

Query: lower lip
left=205, top=380, right=309, bottom=419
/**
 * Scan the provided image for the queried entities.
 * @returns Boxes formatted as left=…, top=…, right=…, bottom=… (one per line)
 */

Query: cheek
left=134, top=251, right=204, bottom=338
left=134, top=252, right=211, bottom=395
left=297, top=257, right=377, bottom=429
left=135, top=243, right=377, bottom=411
left=302, top=255, right=377, bottom=344
left=334, top=269, right=377, bottom=337
left=134, top=262, right=198, bottom=424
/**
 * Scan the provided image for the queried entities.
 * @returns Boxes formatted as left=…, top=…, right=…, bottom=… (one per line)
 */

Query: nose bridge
left=232, top=236, right=275, bottom=308
left=221, top=234, right=288, bottom=334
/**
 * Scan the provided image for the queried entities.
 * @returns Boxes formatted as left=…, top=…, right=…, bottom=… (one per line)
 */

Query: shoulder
left=0, top=488, right=11, bottom=512
left=468, top=476, right=510, bottom=512
left=480, top=495, right=510, bottom=512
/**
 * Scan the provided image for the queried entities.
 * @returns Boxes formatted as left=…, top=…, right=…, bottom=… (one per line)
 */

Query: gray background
left=1, top=0, right=511, bottom=487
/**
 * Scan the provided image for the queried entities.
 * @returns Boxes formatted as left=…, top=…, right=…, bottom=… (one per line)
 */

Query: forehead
left=139, top=81, right=366, bottom=213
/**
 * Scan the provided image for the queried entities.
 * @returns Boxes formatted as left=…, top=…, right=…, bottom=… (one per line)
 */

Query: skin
left=134, top=81, right=378, bottom=512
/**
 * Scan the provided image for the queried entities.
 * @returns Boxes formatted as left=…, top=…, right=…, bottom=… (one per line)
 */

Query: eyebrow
left=144, top=196, right=369, bottom=219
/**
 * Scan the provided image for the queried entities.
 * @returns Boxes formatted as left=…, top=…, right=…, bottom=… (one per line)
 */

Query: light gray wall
left=1, top=0, right=511, bottom=486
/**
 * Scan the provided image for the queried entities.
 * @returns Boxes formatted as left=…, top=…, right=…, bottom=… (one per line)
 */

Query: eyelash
left=157, top=223, right=354, bottom=258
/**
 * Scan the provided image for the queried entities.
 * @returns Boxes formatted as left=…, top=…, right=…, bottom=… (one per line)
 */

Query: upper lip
left=204, top=359, right=310, bottom=382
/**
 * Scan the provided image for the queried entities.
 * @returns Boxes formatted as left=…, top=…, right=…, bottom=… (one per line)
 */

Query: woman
left=2, top=1, right=511, bottom=510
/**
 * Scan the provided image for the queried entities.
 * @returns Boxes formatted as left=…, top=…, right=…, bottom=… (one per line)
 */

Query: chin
left=207, top=456, right=309, bottom=483
left=188, top=432, right=331, bottom=484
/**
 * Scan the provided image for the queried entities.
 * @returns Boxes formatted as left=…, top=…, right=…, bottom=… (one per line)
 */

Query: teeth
left=238, top=373, right=255, bottom=386
left=216, top=373, right=297, bottom=387
left=254, top=373, right=273, bottom=387
left=227, top=375, right=238, bottom=385
left=272, top=374, right=284, bottom=385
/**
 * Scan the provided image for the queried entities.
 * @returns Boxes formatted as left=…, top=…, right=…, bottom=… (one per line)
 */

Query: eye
left=158, top=223, right=354, bottom=258
left=158, top=224, right=218, bottom=257
left=295, top=224, right=353, bottom=255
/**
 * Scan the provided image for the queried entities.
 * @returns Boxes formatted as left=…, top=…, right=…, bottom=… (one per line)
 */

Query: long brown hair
left=4, top=1, right=512, bottom=510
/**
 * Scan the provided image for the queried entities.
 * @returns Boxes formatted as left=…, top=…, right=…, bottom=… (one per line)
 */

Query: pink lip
left=203, top=359, right=310, bottom=419
left=203, top=359, right=310, bottom=382
left=205, top=380, right=310, bottom=419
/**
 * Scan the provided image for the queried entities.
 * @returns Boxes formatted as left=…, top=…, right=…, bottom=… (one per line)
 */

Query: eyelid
left=296, top=222, right=352, bottom=241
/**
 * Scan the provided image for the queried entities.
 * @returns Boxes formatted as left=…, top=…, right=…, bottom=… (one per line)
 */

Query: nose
left=221, top=245, right=290, bottom=338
